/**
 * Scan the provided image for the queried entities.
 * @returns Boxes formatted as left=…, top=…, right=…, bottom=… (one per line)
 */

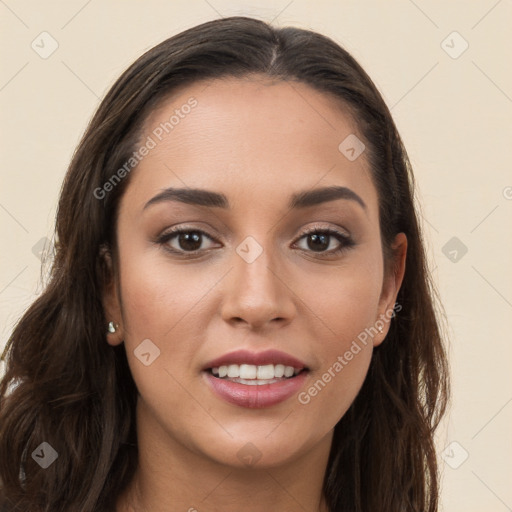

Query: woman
left=0, top=16, right=449, bottom=512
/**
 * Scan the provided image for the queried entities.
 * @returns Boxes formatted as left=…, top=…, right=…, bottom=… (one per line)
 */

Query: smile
left=210, top=363, right=303, bottom=383
left=203, top=365, right=309, bottom=408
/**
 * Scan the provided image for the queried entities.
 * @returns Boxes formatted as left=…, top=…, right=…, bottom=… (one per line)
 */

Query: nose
left=220, top=242, right=296, bottom=331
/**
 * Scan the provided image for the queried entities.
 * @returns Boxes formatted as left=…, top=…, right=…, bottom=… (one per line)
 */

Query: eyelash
left=156, top=224, right=355, bottom=258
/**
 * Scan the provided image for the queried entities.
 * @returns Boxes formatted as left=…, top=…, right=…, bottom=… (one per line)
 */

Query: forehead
left=122, top=76, right=378, bottom=217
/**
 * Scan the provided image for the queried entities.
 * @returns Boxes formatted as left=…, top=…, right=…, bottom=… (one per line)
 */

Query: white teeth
left=240, top=364, right=257, bottom=379
left=227, top=364, right=238, bottom=378
left=211, top=364, right=302, bottom=380
left=284, top=366, right=295, bottom=378
left=274, top=364, right=285, bottom=378
left=257, top=364, right=274, bottom=379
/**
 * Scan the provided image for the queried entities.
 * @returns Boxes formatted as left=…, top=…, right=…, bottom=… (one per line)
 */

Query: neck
left=117, top=399, right=333, bottom=512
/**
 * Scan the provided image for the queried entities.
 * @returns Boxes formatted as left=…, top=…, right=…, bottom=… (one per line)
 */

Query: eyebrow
left=143, top=185, right=367, bottom=212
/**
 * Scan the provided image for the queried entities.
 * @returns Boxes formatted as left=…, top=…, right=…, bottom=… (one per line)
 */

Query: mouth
left=206, top=363, right=308, bottom=385
left=201, top=349, right=310, bottom=408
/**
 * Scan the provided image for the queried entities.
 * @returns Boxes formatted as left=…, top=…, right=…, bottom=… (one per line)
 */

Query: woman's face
left=104, top=76, right=406, bottom=468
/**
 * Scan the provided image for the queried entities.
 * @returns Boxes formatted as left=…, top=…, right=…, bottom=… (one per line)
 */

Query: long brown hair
left=0, top=16, right=449, bottom=512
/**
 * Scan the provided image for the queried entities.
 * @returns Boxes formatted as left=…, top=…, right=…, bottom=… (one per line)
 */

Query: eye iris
left=308, top=233, right=329, bottom=252
left=179, top=231, right=202, bottom=251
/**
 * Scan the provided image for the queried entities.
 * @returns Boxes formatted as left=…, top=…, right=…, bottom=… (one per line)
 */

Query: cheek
left=295, top=302, right=376, bottom=432
left=294, top=255, right=382, bottom=422
left=115, top=247, right=213, bottom=392
left=117, top=262, right=206, bottom=436
left=118, top=251, right=211, bottom=342
left=301, top=250, right=383, bottom=348
left=297, top=343, right=372, bottom=431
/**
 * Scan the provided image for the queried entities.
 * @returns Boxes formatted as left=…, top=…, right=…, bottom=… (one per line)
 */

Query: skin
left=102, top=76, right=407, bottom=512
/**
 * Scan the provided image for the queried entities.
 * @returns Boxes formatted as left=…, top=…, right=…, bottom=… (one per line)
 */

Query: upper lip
left=202, top=349, right=308, bottom=371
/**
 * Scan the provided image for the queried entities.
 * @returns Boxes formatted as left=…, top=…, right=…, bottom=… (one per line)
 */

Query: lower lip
left=203, top=370, right=309, bottom=409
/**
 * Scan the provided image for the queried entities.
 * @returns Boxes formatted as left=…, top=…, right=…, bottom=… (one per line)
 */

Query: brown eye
left=175, top=231, right=203, bottom=251
left=295, top=228, right=354, bottom=255
left=158, top=228, right=218, bottom=254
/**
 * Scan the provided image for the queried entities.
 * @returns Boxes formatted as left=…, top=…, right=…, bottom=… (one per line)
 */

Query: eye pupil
left=179, top=231, right=202, bottom=251
left=308, top=233, right=329, bottom=252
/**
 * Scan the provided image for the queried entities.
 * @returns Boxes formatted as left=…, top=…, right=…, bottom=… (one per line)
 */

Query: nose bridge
left=220, top=231, right=293, bottom=328
left=236, top=234, right=277, bottom=291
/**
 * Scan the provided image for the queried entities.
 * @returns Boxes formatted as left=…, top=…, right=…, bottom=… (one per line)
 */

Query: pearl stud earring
left=108, top=321, right=119, bottom=334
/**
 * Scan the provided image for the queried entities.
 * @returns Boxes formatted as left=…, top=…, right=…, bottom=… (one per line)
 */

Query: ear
left=99, top=245, right=124, bottom=346
left=373, top=232, right=407, bottom=347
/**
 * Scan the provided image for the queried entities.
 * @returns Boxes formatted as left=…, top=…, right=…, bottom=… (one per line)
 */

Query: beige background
left=1, top=1, right=511, bottom=510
